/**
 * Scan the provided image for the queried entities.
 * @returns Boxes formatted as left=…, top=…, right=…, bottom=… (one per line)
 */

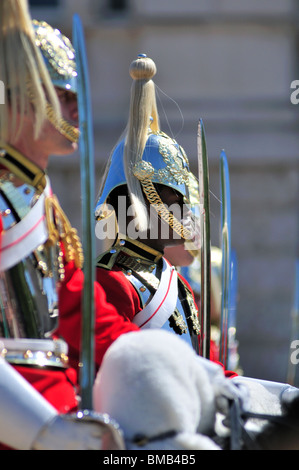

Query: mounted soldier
left=94, top=54, right=202, bottom=352
left=58, top=53, right=238, bottom=376
left=0, top=0, right=123, bottom=450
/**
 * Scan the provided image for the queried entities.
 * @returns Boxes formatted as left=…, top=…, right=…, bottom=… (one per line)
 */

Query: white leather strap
left=0, top=179, right=51, bottom=271
left=133, top=258, right=178, bottom=329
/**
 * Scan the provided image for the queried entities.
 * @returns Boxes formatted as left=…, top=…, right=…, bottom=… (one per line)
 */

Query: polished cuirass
left=0, top=146, right=83, bottom=368
left=0, top=176, right=62, bottom=340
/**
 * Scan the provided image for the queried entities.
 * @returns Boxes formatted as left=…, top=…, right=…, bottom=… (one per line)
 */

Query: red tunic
left=57, top=262, right=140, bottom=373
left=13, top=365, right=78, bottom=414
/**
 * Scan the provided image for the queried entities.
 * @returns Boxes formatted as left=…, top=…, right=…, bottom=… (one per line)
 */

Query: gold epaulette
left=45, top=195, right=84, bottom=269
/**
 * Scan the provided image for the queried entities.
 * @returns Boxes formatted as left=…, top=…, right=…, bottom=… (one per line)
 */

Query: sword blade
left=227, top=249, right=239, bottom=371
left=287, top=178, right=299, bottom=385
left=72, top=14, right=95, bottom=410
left=197, top=119, right=211, bottom=359
left=219, top=150, right=232, bottom=369
left=287, top=259, right=299, bottom=385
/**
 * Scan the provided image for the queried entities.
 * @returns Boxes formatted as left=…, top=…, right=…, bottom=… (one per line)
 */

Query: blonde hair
left=0, top=0, right=61, bottom=144
left=123, top=55, right=160, bottom=232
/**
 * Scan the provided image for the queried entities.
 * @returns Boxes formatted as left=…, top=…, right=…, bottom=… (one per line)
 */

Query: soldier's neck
left=12, top=140, right=49, bottom=171
left=140, top=237, right=165, bottom=254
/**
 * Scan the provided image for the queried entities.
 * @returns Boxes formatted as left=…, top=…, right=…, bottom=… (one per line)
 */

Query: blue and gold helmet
left=95, top=54, right=200, bottom=245
left=32, top=19, right=77, bottom=94
left=95, top=130, right=194, bottom=216
left=32, top=19, right=79, bottom=143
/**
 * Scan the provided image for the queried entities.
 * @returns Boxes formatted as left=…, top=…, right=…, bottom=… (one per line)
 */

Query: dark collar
left=0, top=143, right=46, bottom=193
left=116, top=234, right=163, bottom=263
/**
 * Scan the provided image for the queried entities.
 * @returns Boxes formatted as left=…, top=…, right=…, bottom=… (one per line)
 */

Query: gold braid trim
left=26, top=84, right=79, bottom=143
left=45, top=194, right=84, bottom=269
left=141, top=179, right=192, bottom=241
left=46, top=103, right=79, bottom=144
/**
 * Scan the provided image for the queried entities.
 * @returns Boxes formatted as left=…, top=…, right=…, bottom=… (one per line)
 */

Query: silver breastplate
left=120, top=255, right=201, bottom=353
left=0, top=179, right=61, bottom=339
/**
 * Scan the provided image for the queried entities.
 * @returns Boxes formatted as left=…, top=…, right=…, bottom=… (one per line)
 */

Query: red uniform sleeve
left=57, top=263, right=141, bottom=372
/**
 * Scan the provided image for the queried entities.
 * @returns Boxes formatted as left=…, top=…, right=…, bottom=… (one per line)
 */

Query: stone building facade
left=30, top=0, right=299, bottom=383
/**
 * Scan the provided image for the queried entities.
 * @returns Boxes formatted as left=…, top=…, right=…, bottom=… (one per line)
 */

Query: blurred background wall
left=30, top=0, right=299, bottom=384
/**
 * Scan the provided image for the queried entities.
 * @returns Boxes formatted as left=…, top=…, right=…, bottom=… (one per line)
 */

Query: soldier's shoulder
left=96, top=247, right=120, bottom=270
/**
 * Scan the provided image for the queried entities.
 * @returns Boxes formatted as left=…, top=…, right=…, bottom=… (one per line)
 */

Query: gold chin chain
left=46, top=103, right=79, bottom=144
left=45, top=194, right=84, bottom=269
left=141, top=179, right=192, bottom=241
left=26, top=84, right=79, bottom=144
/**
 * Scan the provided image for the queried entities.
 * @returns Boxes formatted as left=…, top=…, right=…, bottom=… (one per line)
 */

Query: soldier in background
left=58, top=54, right=201, bottom=364
left=58, top=53, right=237, bottom=379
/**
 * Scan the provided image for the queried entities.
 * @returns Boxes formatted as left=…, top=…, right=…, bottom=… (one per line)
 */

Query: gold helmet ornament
left=95, top=54, right=200, bottom=249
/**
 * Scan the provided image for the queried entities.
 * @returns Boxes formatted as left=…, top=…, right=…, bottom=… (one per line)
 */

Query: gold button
left=24, top=350, right=33, bottom=359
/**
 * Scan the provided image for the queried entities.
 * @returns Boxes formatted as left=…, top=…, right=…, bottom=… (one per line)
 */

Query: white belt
left=0, top=179, right=51, bottom=271
left=133, top=258, right=178, bottom=329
